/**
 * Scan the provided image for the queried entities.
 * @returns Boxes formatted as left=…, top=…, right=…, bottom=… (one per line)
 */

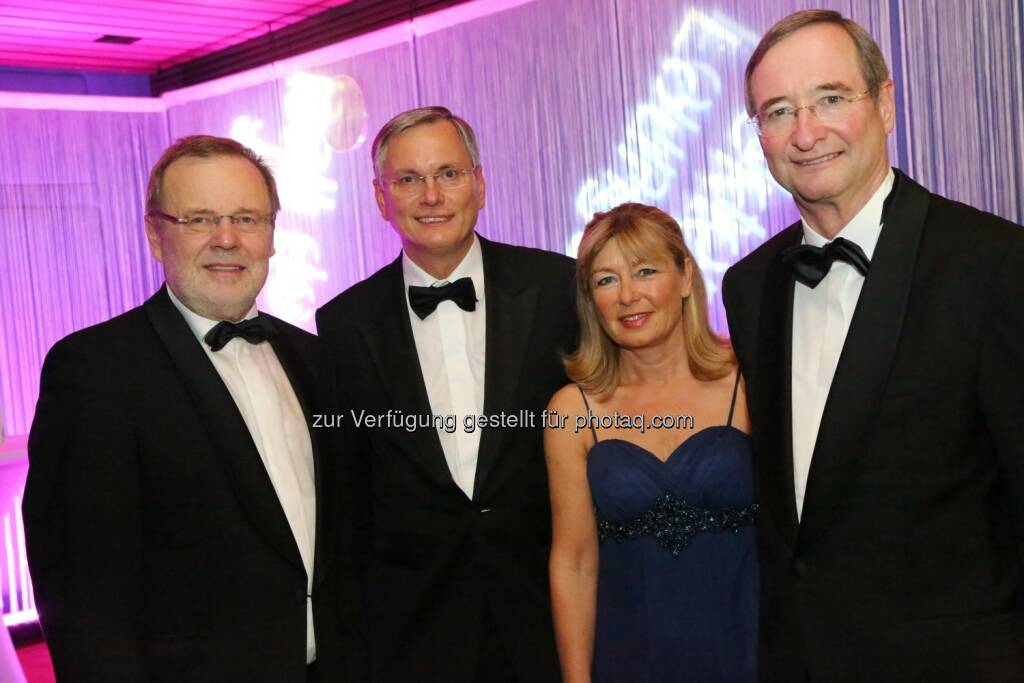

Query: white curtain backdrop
left=0, top=0, right=1021, bottom=437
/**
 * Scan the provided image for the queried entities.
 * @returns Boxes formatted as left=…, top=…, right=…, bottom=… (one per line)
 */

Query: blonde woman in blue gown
left=546, top=203, right=758, bottom=683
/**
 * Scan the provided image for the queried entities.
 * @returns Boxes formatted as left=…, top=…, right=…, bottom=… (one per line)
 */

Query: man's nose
left=419, top=177, right=443, bottom=205
left=790, top=107, right=828, bottom=150
left=209, top=217, right=241, bottom=247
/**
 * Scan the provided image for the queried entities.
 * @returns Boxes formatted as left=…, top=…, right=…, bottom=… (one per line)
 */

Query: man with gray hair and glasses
left=24, top=135, right=366, bottom=682
left=722, top=9, right=1024, bottom=681
left=317, top=107, right=573, bottom=682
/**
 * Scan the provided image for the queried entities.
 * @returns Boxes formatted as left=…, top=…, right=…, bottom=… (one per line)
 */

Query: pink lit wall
left=1, top=0, right=1023, bottom=623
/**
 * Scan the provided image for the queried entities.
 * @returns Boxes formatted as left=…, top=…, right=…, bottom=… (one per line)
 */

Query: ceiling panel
left=0, top=0, right=356, bottom=72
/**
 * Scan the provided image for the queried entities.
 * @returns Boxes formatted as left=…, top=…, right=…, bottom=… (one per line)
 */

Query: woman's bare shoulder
left=548, top=383, right=589, bottom=414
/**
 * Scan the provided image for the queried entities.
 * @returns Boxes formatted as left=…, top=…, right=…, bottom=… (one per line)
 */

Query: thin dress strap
left=726, top=371, right=742, bottom=427
left=576, top=385, right=599, bottom=443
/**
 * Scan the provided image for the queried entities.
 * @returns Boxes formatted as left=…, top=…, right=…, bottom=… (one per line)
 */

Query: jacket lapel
left=144, top=287, right=303, bottom=569
left=798, top=171, right=929, bottom=545
left=754, top=225, right=803, bottom=548
left=355, top=257, right=454, bottom=490
left=472, top=237, right=540, bottom=498
left=269, top=327, right=333, bottom=587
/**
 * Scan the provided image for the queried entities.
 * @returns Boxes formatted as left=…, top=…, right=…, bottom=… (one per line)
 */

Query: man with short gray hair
left=317, top=106, right=572, bottom=682
left=24, top=135, right=365, bottom=683
left=723, top=10, right=1024, bottom=681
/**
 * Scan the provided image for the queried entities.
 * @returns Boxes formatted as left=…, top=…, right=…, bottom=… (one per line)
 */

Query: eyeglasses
left=380, top=167, right=477, bottom=195
left=146, top=210, right=275, bottom=234
left=748, top=90, right=872, bottom=137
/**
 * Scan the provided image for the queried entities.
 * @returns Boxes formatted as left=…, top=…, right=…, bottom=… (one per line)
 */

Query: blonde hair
left=565, top=203, right=734, bottom=396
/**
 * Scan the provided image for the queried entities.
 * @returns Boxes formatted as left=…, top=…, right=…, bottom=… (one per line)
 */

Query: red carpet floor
left=15, top=643, right=55, bottom=683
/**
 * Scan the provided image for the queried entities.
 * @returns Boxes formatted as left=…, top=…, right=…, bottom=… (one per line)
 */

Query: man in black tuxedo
left=23, top=135, right=365, bottom=683
left=722, top=10, right=1024, bottom=682
left=316, top=107, right=574, bottom=682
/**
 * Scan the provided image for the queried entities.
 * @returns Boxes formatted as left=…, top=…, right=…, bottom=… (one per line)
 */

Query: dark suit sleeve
left=23, top=339, right=145, bottom=682
left=721, top=266, right=749, bottom=371
left=335, top=389, right=373, bottom=571
left=978, top=234, right=1024, bottom=575
left=314, top=308, right=373, bottom=677
left=315, top=309, right=371, bottom=566
left=721, top=267, right=737, bottom=333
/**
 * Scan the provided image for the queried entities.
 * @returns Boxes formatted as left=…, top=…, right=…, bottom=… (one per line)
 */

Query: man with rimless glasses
left=24, top=135, right=365, bottom=682
left=317, top=107, right=574, bottom=682
left=722, top=10, right=1024, bottom=682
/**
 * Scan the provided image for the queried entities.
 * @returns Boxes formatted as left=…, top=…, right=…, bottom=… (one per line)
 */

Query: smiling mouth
left=794, top=152, right=842, bottom=166
left=619, top=312, right=651, bottom=328
left=416, top=215, right=452, bottom=224
left=204, top=264, right=245, bottom=273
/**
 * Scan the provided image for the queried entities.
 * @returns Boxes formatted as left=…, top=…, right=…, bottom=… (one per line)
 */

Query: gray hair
left=744, top=9, right=891, bottom=116
left=371, top=106, right=480, bottom=177
left=146, top=135, right=280, bottom=215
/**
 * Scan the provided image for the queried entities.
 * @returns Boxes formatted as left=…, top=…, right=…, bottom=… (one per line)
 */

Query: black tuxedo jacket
left=23, top=287, right=366, bottom=683
left=722, top=170, right=1024, bottom=681
left=316, top=236, right=575, bottom=683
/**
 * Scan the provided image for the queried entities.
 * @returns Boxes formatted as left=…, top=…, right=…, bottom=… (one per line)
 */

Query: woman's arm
left=545, top=385, right=599, bottom=683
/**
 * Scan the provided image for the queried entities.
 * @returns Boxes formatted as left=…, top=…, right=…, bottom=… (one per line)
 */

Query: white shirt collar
left=165, top=285, right=258, bottom=346
left=801, top=168, right=895, bottom=259
left=402, top=234, right=485, bottom=296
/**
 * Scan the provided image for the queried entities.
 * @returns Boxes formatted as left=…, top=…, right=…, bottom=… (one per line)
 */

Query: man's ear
left=474, top=165, right=486, bottom=210
left=144, top=219, right=163, bottom=262
left=877, top=79, right=896, bottom=134
left=373, top=178, right=389, bottom=221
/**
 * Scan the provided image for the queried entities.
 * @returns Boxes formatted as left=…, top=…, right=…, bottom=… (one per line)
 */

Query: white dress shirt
left=791, top=169, right=894, bottom=520
left=167, top=288, right=318, bottom=663
left=403, top=235, right=487, bottom=499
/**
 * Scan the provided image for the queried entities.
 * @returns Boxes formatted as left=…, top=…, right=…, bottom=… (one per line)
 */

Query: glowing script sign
left=265, top=231, right=329, bottom=325
left=572, top=10, right=781, bottom=298
left=232, top=72, right=343, bottom=215
left=232, top=71, right=367, bottom=324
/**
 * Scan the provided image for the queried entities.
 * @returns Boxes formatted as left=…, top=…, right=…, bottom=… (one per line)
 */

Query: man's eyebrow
left=816, top=81, right=856, bottom=93
left=757, top=95, right=789, bottom=113
left=756, top=82, right=858, bottom=113
left=389, top=162, right=464, bottom=174
left=177, top=206, right=265, bottom=214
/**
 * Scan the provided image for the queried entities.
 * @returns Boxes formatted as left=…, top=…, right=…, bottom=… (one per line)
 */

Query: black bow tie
left=782, top=237, right=870, bottom=288
left=204, top=314, right=278, bottom=352
left=408, top=277, right=478, bottom=320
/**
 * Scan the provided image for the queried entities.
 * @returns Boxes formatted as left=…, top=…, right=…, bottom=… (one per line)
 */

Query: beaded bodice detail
left=597, top=490, right=757, bottom=555
left=587, top=426, right=757, bottom=555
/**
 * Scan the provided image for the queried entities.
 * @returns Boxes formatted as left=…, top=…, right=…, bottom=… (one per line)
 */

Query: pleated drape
left=1, top=0, right=1021, bottom=436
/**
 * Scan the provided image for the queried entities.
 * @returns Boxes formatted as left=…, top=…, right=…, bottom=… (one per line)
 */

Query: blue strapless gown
left=587, top=426, right=758, bottom=683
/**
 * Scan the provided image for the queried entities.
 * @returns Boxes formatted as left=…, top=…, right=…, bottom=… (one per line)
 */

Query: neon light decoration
left=266, top=231, right=329, bottom=324
left=231, top=71, right=367, bottom=324
left=232, top=71, right=343, bottom=214
left=1, top=495, right=35, bottom=627
left=572, top=10, right=782, bottom=298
